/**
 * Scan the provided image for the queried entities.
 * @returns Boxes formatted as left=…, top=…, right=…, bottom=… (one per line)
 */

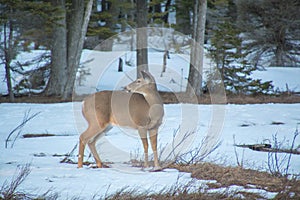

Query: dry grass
left=105, top=187, right=238, bottom=200
left=0, top=164, right=32, bottom=200
left=2, top=162, right=299, bottom=199
left=174, top=162, right=300, bottom=199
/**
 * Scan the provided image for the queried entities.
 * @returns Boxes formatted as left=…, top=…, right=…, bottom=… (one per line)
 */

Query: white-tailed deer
left=78, top=71, right=164, bottom=170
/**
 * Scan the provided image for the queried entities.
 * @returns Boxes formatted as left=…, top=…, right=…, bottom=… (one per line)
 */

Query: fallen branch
left=234, top=144, right=300, bottom=155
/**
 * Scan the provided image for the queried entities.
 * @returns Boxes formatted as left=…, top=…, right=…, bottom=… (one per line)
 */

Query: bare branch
left=5, top=109, right=41, bottom=148
left=267, top=129, right=299, bottom=177
left=159, top=127, right=221, bottom=169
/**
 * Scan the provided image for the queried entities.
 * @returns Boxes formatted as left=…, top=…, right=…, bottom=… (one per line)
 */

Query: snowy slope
left=1, top=50, right=300, bottom=95
left=76, top=50, right=300, bottom=95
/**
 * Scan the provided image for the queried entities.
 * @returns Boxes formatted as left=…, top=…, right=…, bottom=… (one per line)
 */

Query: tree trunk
left=46, top=0, right=67, bottom=97
left=3, top=22, right=15, bottom=102
left=118, top=58, right=123, bottom=72
left=136, top=0, right=148, bottom=78
left=275, top=43, right=284, bottom=66
left=162, top=50, right=169, bottom=74
left=186, top=0, right=207, bottom=97
left=46, top=0, right=93, bottom=100
left=162, top=0, right=172, bottom=23
left=4, top=61, right=14, bottom=101
left=63, top=0, right=93, bottom=100
left=62, top=0, right=84, bottom=100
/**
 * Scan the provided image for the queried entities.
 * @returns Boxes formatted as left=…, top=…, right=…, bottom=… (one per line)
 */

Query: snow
left=253, top=67, right=300, bottom=92
left=75, top=50, right=194, bottom=94
left=76, top=50, right=300, bottom=95
left=0, top=102, right=299, bottom=198
left=2, top=49, right=300, bottom=96
left=207, top=185, right=278, bottom=199
left=1, top=49, right=300, bottom=199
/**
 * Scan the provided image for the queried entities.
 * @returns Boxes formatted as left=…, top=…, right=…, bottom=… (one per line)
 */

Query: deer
left=78, top=71, right=164, bottom=170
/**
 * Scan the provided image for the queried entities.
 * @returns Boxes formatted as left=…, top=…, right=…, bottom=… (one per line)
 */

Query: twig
left=5, top=109, right=41, bottom=148
left=284, top=128, right=299, bottom=175
left=159, top=126, right=221, bottom=169
left=60, top=143, right=78, bottom=164
left=0, top=164, right=31, bottom=199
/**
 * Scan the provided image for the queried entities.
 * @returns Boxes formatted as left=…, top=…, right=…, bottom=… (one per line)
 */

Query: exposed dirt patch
left=159, top=92, right=300, bottom=104
left=1, top=92, right=300, bottom=104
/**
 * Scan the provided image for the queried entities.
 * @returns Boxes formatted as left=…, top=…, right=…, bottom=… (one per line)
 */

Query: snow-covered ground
left=0, top=102, right=300, bottom=198
left=0, top=102, right=299, bottom=199
left=1, top=49, right=300, bottom=96
left=1, top=48, right=300, bottom=199
left=76, top=50, right=300, bottom=95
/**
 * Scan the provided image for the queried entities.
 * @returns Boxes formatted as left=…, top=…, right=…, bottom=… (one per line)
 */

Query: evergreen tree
left=86, top=0, right=135, bottom=49
left=175, top=0, right=193, bottom=35
left=236, top=0, right=300, bottom=67
left=148, top=0, right=172, bottom=25
left=208, top=3, right=273, bottom=95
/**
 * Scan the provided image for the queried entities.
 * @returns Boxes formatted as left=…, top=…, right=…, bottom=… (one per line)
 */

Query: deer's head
left=125, top=71, right=157, bottom=95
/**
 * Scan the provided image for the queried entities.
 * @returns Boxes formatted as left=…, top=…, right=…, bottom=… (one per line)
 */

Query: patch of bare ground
left=1, top=92, right=300, bottom=104
left=174, top=162, right=300, bottom=199
left=159, top=92, right=300, bottom=104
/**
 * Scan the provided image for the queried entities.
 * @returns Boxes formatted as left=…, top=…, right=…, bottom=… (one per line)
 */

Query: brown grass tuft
left=174, top=162, right=300, bottom=199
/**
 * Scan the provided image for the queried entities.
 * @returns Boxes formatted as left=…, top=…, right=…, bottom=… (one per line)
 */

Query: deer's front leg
left=138, top=128, right=149, bottom=168
left=150, top=128, right=161, bottom=170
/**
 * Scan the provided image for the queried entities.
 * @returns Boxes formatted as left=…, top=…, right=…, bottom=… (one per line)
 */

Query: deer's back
left=82, top=90, right=151, bottom=128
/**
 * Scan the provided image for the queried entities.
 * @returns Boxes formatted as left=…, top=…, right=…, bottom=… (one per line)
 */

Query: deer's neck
left=139, top=88, right=163, bottom=106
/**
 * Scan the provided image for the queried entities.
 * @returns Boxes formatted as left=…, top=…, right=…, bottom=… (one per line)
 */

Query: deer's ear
left=141, top=70, right=155, bottom=83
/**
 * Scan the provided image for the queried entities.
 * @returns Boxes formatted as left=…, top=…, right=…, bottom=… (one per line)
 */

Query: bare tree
left=0, top=1, right=23, bottom=102
left=136, top=0, right=149, bottom=77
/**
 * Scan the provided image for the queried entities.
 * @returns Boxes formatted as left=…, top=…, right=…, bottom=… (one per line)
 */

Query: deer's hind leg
left=78, top=124, right=108, bottom=168
left=87, top=134, right=103, bottom=168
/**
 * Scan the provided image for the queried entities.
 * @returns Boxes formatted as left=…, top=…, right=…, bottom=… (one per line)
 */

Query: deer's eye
left=137, top=79, right=141, bottom=83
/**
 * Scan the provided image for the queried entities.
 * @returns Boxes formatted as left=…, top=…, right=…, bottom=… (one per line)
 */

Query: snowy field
left=0, top=102, right=299, bottom=199
left=1, top=49, right=300, bottom=199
